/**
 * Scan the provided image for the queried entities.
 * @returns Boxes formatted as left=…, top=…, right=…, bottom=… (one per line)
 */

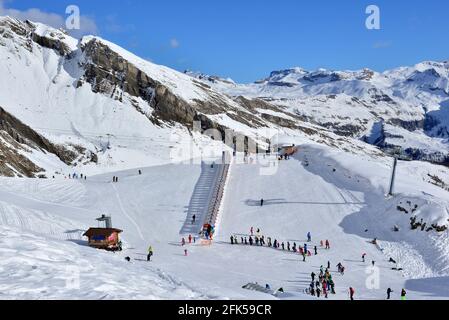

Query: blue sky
left=1, top=0, right=449, bottom=82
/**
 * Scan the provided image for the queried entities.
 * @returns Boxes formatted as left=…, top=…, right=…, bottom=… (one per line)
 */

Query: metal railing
left=204, top=152, right=231, bottom=226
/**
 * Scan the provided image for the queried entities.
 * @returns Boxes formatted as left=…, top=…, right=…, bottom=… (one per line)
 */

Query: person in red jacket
left=188, top=234, right=192, bottom=244
left=325, top=240, right=330, bottom=250
left=349, top=287, right=355, bottom=300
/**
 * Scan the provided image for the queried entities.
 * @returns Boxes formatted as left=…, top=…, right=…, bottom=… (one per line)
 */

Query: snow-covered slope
left=1, top=142, right=449, bottom=299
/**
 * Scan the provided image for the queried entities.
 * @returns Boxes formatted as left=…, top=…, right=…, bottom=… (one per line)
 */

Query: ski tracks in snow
left=111, top=183, right=145, bottom=241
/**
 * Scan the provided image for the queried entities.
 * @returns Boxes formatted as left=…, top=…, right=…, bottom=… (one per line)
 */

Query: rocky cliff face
left=0, top=107, right=89, bottom=177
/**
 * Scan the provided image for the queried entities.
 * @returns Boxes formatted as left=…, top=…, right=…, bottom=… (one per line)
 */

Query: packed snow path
left=180, top=161, right=221, bottom=235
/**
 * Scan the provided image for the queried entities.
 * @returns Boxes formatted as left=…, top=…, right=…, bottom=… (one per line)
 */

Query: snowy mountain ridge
left=0, top=16, right=385, bottom=178
left=191, top=59, right=449, bottom=164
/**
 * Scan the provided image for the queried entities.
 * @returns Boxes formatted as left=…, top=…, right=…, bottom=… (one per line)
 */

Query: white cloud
left=170, top=38, right=180, bottom=49
left=0, top=0, right=98, bottom=38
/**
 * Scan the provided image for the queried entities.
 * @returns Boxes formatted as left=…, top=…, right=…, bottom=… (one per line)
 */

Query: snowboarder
left=387, top=288, right=393, bottom=300
left=307, top=232, right=312, bottom=242
left=401, top=289, right=407, bottom=300
left=147, top=246, right=153, bottom=261
left=349, top=287, right=355, bottom=300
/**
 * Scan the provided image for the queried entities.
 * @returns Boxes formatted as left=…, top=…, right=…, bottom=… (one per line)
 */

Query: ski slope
left=1, top=145, right=449, bottom=299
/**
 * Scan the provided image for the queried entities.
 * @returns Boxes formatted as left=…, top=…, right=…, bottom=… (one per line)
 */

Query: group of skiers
left=230, top=229, right=330, bottom=263
left=180, top=234, right=198, bottom=256
left=308, top=261, right=344, bottom=298
left=65, top=173, right=87, bottom=180
left=112, top=176, right=119, bottom=183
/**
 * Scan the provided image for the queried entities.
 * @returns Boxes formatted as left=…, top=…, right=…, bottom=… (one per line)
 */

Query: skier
left=244, top=237, right=248, bottom=245
left=316, top=286, right=321, bottom=298
left=325, top=239, right=330, bottom=249
left=287, top=242, right=291, bottom=251
left=372, top=260, right=376, bottom=267
left=249, top=236, right=253, bottom=246
left=147, top=246, right=153, bottom=261
left=310, top=282, right=315, bottom=296
left=302, top=252, right=306, bottom=262
left=387, top=288, right=393, bottom=300
left=192, top=215, right=196, bottom=224
left=307, top=232, right=312, bottom=242
left=327, top=261, right=331, bottom=270
left=311, top=272, right=316, bottom=282
left=181, top=238, right=186, bottom=246
left=304, top=243, right=308, bottom=253
left=250, top=227, right=254, bottom=235
left=401, top=289, right=407, bottom=301
left=188, top=234, right=192, bottom=244
left=138, top=169, right=142, bottom=175
left=260, top=198, right=264, bottom=207
left=184, top=249, right=188, bottom=256
left=349, top=287, right=355, bottom=300
left=362, top=253, right=367, bottom=263
left=281, top=242, right=285, bottom=250
left=337, top=262, right=343, bottom=273
left=314, top=246, right=318, bottom=255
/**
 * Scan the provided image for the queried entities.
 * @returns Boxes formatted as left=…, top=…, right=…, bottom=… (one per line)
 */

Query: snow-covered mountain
left=190, top=61, right=449, bottom=164
left=3, top=15, right=449, bottom=179
left=0, top=16, right=379, bottom=178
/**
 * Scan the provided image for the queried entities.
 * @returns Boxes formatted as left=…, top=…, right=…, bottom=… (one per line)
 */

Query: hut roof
left=83, top=228, right=123, bottom=237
